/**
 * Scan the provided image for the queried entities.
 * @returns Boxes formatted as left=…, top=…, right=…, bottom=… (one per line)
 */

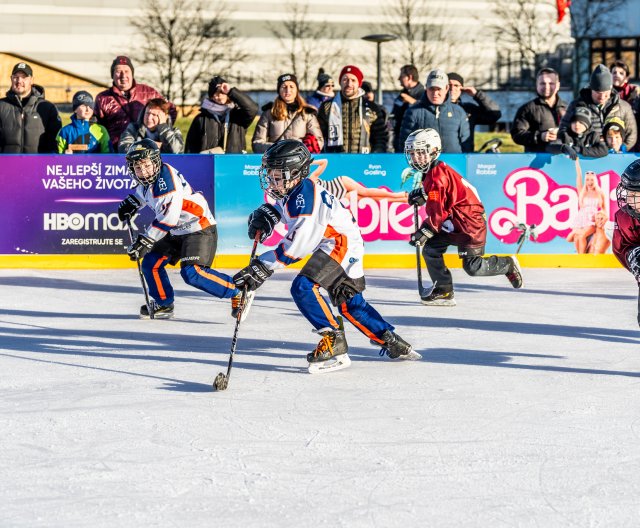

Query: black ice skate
left=231, top=290, right=256, bottom=322
left=140, top=301, right=174, bottom=319
left=371, top=330, right=422, bottom=360
left=506, top=256, right=524, bottom=289
left=307, top=316, right=351, bottom=374
left=421, top=285, right=456, bottom=306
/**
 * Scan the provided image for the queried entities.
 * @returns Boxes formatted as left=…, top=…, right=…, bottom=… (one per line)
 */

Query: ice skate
left=139, top=301, right=174, bottom=319
left=506, top=256, right=524, bottom=289
left=231, top=290, right=256, bottom=322
left=421, top=285, right=456, bottom=306
left=371, top=330, right=422, bottom=360
left=307, top=317, right=351, bottom=374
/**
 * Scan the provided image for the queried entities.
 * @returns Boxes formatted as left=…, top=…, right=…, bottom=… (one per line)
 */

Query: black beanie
left=590, top=64, right=612, bottom=92
left=277, top=73, right=298, bottom=91
left=447, top=72, right=464, bottom=85
left=572, top=106, right=592, bottom=128
left=111, top=56, right=134, bottom=77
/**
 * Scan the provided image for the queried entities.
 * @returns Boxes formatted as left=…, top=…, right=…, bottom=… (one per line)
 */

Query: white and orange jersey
left=133, top=163, right=216, bottom=242
left=259, top=178, right=365, bottom=278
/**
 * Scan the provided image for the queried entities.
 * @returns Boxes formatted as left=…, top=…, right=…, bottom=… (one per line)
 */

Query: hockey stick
left=413, top=206, right=428, bottom=297
left=126, top=219, right=154, bottom=320
left=213, top=234, right=260, bottom=391
left=510, top=222, right=538, bottom=255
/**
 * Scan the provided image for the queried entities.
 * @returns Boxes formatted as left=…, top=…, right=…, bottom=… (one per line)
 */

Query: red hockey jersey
left=613, top=208, right=640, bottom=272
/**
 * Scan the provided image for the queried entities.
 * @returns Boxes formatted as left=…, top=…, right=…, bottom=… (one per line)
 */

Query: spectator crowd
left=1, top=55, right=639, bottom=158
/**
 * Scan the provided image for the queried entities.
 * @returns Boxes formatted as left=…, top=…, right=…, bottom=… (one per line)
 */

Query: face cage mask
left=128, top=153, right=161, bottom=186
left=405, top=146, right=433, bottom=172
left=616, top=183, right=640, bottom=220
left=259, top=167, right=302, bottom=200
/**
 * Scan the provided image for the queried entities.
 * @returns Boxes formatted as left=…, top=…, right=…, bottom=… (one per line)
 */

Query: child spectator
left=547, top=105, right=607, bottom=159
left=56, top=91, right=112, bottom=154
left=118, top=98, right=184, bottom=154
left=603, top=117, right=628, bottom=153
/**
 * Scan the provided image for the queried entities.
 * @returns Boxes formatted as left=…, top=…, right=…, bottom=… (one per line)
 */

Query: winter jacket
left=317, top=95, right=388, bottom=153
left=510, top=95, right=568, bottom=152
left=94, top=81, right=176, bottom=148
left=399, top=94, right=471, bottom=153
left=454, top=90, right=501, bottom=150
left=0, top=86, right=61, bottom=153
left=306, top=91, right=333, bottom=110
left=57, top=114, right=113, bottom=153
left=118, top=102, right=184, bottom=154
left=252, top=103, right=324, bottom=154
left=546, top=129, right=607, bottom=158
left=392, top=82, right=424, bottom=152
left=560, top=87, right=638, bottom=150
left=185, top=88, right=258, bottom=153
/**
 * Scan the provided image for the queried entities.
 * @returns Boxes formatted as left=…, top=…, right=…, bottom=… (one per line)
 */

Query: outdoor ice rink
left=2, top=266, right=640, bottom=527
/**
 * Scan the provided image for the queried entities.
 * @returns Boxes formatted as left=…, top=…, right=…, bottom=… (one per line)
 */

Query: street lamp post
left=361, top=34, right=398, bottom=106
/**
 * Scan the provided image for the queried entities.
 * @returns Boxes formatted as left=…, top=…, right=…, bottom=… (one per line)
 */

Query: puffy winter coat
left=0, top=86, right=61, bottom=153
left=252, top=103, right=324, bottom=154
left=399, top=94, right=471, bottom=153
left=118, top=102, right=184, bottom=154
left=185, top=88, right=258, bottom=153
left=510, top=95, right=568, bottom=152
left=57, top=114, right=113, bottom=153
left=560, top=87, right=638, bottom=150
left=94, top=81, right=176, bottom=148
left=546, top=129, right=608, bottom=158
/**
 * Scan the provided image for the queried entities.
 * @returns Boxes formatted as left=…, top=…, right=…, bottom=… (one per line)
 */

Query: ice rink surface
left=2, top=266, right=640, bottom=527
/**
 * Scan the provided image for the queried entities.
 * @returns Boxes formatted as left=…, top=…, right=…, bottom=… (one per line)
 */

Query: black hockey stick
left=413, top=206, right=428, bottom=297
left=213, top=234, right=260, bottom=391
left=126, top=219, right=154, bottom=320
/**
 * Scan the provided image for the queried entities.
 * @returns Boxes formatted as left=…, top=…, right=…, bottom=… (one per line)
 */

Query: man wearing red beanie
left=318, top=64, right=388, bottom=153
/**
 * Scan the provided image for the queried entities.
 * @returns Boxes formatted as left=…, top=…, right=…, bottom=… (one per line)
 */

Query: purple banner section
left=1, top=155, right=213, bottom=254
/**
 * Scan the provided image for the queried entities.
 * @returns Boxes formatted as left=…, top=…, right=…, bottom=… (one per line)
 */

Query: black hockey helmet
left=616, top=158, right=640, bottom=219
left=126, top=138, right=162, bottom=186
left=259, top=139, right=312, bottom=199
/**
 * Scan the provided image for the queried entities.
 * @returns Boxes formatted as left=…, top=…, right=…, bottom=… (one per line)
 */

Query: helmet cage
left=126, top=141, right=162, bottom=186
left=259, top=166, right=304, bottom=200
left=404, top=129, right=442, bottom=172
left=616, top=182, right=640, bottom=220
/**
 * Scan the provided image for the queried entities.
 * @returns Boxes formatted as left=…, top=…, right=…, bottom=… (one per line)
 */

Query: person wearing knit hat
left=317, top=64, right=389, bottom=153
left=546, top=104, right=607, bottom=159
left=361, top=81, right=375, bottom=103
left=56, top=90, right=112, bottom=154
left=571, top=105, right=592, bottom=129
left=94, top=55, right=177, bottom=148
left=447, top=71, right=501, bottom=150
left=603, top=116, right=627, bottom=153
left=590, top=64, right=613, bottom=93
left=307, top=70, right=335, bottom=109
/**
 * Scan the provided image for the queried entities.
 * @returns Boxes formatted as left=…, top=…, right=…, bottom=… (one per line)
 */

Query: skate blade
left=239, top=290, right=256, bottom=323
left=139, top=312, right=174, bottom=320
left=389, top=349, right=422, bottom=361
left=308, top=354, right=351, bottom=374
left=420, top=298, right=456, bottom=306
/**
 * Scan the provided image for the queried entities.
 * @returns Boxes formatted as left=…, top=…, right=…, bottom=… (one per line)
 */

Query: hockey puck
left=213, top=372, right=228, bottom=391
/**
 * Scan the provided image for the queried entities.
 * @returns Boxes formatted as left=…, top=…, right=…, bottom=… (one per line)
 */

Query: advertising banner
left=1, top=155, right=213, bottom=254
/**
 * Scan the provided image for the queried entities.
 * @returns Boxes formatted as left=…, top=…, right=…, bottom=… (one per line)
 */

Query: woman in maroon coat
left=405, top=128, right=523, bottom=306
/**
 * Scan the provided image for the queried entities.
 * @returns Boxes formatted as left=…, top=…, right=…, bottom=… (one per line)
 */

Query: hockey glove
left=118, top=194, right=142, bottom=222
left=248, top=204, right=282, bottom=242
left=409, top=221, right=435, bottom=247
left=407, top=188, right=427, bottom=207
left=127, top=234, right=155, bottom=261
left=560, top=144, right=578, bottom=161
left=233, top=258, right=273, bottom=292
left=627, top=247, right=640, bottom=281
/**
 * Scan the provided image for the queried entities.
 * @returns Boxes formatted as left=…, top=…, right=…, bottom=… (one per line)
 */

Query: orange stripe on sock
left=152, top=256, right=169, bottom=300
left=312, top=284, right=338, bottom=328
left=341, top=305, right=381, bottom=342
left=194, top=265, right=235, bottom=289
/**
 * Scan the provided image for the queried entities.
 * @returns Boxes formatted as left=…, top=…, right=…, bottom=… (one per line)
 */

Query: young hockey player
left=118, top=139, right=252, bottom=319
left=232, top=139, right=419, bottom=373
left=613, top=158, right=640, bottom=327
left=405, top=128, right=523, bottom=306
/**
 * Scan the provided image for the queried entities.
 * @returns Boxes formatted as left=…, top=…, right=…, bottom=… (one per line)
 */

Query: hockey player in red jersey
left=612, top=158, right=640, bottom=327
left=405, top=128, right=523, bottom=306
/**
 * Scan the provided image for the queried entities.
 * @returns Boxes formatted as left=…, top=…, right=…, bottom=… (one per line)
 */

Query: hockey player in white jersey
left=232, top=139, right=419, bottom=373
left=119, top=139, right=251, bottom=319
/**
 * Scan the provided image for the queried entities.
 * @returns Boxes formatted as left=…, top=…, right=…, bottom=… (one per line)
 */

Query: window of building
left=590, top=37, right=640, bottom=79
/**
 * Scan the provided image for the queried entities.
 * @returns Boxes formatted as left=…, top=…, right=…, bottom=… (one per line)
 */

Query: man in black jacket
left=0, top=62, right=61, bottom=153
left=511, top=67, right=568, bottom=152
left=392, top=65, right=424, bottom=152
left=185, top=76, right=258, bottom=154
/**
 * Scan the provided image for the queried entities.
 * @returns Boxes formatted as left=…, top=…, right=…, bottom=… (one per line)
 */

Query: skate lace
left=314, top=334, right=335, bottom=357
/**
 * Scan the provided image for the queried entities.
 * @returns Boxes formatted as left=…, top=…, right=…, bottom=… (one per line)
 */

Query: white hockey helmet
left=404, top=128, right=442, bottom=171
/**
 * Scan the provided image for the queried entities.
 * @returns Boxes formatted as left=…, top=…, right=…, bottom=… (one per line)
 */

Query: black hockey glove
left=407, top=188, right=427, bottom=207
left=409, top=221, right=435, bottom=247
left=233, top=258, right=273, bottom=292
left=127, top=234, right=155, bottom=261
left=248, top=204, right=281, bottom=242
left=560, top=144, right=578, bottom=160
left=627, top=247, right=640, bottom=281
left=118, top=194, right=142, bottom=222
